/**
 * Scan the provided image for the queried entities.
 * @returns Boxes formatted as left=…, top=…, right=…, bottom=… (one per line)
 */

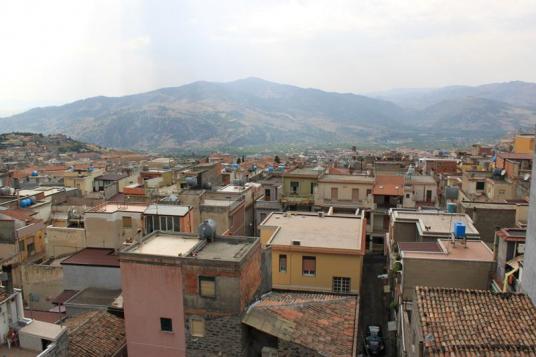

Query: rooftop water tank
left=453, top=221, right=466, bottom=239
left=0, top=187, right=13, bottom=196
left=447, top=202, right=457, bottom=213
left=20, top=198, right=32, bottom=208
left=445, top=186, right=459, bottom=200
left=31, top=171, right=38, bottom=177
left=186, top=176, right=198, bottom=188
left=199, top=219, right=217, bottom=242
left=267, top=166, right=274, bottom=173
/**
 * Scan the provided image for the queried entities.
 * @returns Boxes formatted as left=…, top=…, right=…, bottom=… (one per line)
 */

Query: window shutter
left=191, top=319, right=205, bottom=337
left=200, top=279, right=215, bottom=297
left=303, top=257, right=316, bottom=272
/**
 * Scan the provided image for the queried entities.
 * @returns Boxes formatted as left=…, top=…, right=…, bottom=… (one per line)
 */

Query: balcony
left=281, top=193, right=314, bottom=205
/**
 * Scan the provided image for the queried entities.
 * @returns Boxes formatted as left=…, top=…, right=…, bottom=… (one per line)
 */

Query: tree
left=236, top=158, right=242, bottom=164
left=274, top=155, right=281, bottom=164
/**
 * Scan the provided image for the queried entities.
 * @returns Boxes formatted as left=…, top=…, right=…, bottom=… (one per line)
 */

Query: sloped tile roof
left=65, top=310, right=126, bottom=357
left=373, top=175, right=405, bottom=196
left=415, top=286, right=536, bottom=355
left=242, top=291, right=358, bottom=356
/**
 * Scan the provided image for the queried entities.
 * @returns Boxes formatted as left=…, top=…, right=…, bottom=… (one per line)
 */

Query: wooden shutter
left=191, top=319, right=205, bottom=337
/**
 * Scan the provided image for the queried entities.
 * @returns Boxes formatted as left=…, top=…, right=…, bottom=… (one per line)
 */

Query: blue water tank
left=453, top=221, right=466, bottom=239
left=20, top=198, right=32, bottom=208
left=31, top=171, right=38, bottom=176
left=278, top=164, right=285, bottom=171
left=267, top=166, right=274, bottom=173
left=447, top=202, right=457, bottom=213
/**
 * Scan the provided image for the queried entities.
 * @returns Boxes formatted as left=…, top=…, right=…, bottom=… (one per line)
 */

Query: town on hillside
left=0, top=131, right=536, bottom=356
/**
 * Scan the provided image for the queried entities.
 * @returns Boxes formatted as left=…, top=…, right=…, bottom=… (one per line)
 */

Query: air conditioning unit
left=292, top=240, right=301, bottom=246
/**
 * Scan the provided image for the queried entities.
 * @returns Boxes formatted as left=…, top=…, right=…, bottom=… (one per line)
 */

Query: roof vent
left=292, top=240, right=301, bottom=246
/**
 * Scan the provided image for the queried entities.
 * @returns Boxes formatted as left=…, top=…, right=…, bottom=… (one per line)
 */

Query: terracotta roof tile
left=373, top=175, right=405, bottom=196
left=243, top=292, right=358, bottom=356
left=65, top=310, right=126, bottom=357
left=415, top=287, right=536, bottom=355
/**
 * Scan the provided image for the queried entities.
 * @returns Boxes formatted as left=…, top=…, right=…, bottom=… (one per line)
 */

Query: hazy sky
left=1, top=0, right=536, bottom=114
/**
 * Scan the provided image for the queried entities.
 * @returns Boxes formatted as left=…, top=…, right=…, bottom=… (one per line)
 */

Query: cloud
left=124, top=36, right=151, bottom=51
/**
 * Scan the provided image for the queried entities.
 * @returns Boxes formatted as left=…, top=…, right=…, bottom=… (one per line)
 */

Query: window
left=265, top=188, right=271, bottom=201
left=122, top=216, right=132, bottom=228
left=331, top=187, right=338, bottom=200
left=290, top=181, right=299, bottom=193
left=476, top=181, right=485, bottom=190
left=405, top=193, right=410, bottom=199
left=302, top=256, right=316, bottom=276
left=18, top=240, right=25, bottom=253
left=173, top=216, right=180, bottom=232
left=199, top=276, right=216, bottom=298
left=310, top=183, right=315, bottom=194
left=27, top=243, right=35, bottom=256
left=191, top=318, right=205, bottom=337
left=332, top=277, right=351, bottom=293
left=366, top=189, right=372, bottom=196
left=160, top=317, right=173, bottom=332
left=279, top=254, right=287, bottom=273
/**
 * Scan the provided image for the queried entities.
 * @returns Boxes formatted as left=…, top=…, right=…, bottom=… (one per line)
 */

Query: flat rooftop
left=202, top=199, right=235, bottom=207
left=66, top=287, right=121, bottom=307
left=61, top=248, right=119, bottom=268
left=262, top=212, right=363, bottom=251
left=19, top=319, right=65, bottom=341
left=195, top=239, right=254, bottom=262
left=130, top=233, right=200, bottom=257
left=144, top=204, right=190, bottom=216
left=88, top=202, right=147, bottom=213
left=218, top=185, right=247, bottom=193
left=319, top=174, right=374, bottom=184
left=122, top=232, right=257, bottom=262
left=284, top=168, right=323, bottom=177
left=393, top=211, right=479, bottom=236
left=401, top=239, right=494, bottom=262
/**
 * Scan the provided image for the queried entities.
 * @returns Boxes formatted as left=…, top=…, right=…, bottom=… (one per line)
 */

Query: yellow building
left=259, top=212, right=366, bottom=294
left=63, top=168, right=104, bottom=195
left=281, top=168, right=324, bottom=209
left=513, top=134, right=534, bottom=154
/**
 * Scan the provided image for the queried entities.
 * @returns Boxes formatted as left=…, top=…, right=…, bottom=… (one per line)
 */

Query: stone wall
left=186, top=314, right=247, bottom=356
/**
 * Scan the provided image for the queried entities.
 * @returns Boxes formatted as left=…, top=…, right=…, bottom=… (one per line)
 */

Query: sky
left=1, top=0, right=536, bottom=115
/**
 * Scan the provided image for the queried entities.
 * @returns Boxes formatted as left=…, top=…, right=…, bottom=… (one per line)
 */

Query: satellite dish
left=501, top=170, right=506, bottom=176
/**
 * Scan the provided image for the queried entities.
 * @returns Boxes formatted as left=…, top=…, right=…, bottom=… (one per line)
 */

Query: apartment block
left=281, top=168, right=324, bottom=210
left=260, top=212, right=366, bottom=294
left=120, top=231, right=262, bottom=356
left=396, top=239, right=494, bottom=300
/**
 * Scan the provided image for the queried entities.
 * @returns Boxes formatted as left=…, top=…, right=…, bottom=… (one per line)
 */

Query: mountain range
left=1, top=78, right=536, bottom=151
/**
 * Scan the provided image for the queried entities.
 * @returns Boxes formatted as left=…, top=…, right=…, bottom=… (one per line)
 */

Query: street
left=358, top=254, right=396, bottom=357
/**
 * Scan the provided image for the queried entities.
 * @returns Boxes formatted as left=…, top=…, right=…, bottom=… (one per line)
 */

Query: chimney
left=1, top=265, right=14, bottom=294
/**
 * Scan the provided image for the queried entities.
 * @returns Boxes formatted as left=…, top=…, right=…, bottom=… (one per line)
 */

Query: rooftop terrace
left=400, top=239, right=494, bottom=262
left=122, top=231, right=257, bottom=262
left=262, top=212, right=364, bottom=251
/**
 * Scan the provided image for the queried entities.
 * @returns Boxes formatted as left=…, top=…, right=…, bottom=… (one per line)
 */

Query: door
left=352, top=188, right=359, bottom=202
left=426, top=190, right=432, bottom=202
left=331, top=187, right=338, bottom=201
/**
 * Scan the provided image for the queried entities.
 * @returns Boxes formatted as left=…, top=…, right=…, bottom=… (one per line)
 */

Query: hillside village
left=0, top=131, right=536, bottom=356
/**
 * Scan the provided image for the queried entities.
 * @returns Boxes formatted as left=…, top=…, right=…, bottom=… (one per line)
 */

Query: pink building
left=120, top=230, right=262, bottom=356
